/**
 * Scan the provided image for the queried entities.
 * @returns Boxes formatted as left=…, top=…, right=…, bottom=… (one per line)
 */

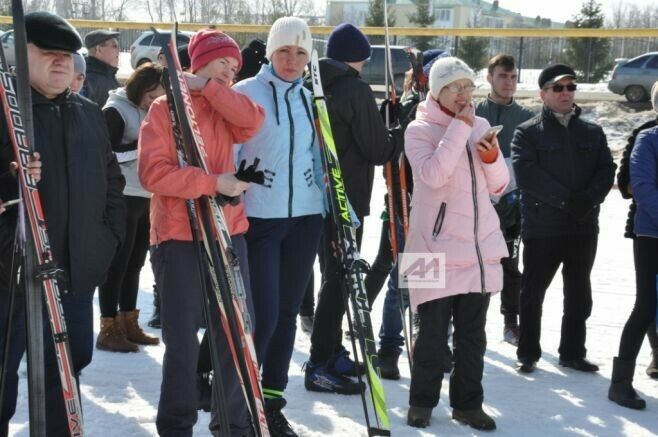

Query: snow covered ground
left=7, top=96, right=658, bottom=436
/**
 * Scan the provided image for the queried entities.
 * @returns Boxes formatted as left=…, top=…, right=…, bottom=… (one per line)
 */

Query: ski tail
left=310, top=50, right=390, bottom=436
left=1, top=1, right=84, bottom=435
left=160, top=25, right=269, bottom=437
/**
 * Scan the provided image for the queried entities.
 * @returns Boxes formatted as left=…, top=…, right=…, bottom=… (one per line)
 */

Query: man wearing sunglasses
left=510, top=63, right=616, bottom=374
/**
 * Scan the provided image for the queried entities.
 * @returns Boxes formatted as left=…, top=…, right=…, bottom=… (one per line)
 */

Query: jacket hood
left=105, top=87, right=134, bottom=107
left=415, top=93, right=475, bottom=126
left=85, top=55, right=119, bottom=75
left=316, top=58, right=359, bottom=89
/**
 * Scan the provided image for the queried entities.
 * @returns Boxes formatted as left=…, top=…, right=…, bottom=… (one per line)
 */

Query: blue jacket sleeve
left=631, top=129, right=658, bottom=229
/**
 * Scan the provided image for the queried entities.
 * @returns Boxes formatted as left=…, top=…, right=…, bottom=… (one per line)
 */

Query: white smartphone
left=484, top=125, right=504, bottom=140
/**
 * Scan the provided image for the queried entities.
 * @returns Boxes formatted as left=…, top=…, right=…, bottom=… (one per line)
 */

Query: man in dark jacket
left=81, top=29, right=120, bottom=106
left=476, top=54, right=534, bottom=346
left=305, top=23, right=403, bottom=394
left=511, top=64, right=615, bottom=374
left=0, top=12, right=125, bottom=435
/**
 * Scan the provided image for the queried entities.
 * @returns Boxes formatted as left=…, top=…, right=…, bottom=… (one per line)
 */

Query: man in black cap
left=81, top=29, right=121, bottom=106
left=511, top=63, right=615, bottom=374
left=0, top=12, right=125, bottom=434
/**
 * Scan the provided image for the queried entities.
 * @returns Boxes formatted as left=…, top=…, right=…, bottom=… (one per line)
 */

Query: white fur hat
left=652, top=80, right=658, bottom=114
left=266, top=17, right=313, bottom=60
left=429, top=56, right=476, bottom=99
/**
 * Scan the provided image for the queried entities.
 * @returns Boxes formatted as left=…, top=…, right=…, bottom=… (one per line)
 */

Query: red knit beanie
left=188, top=29, right=242, bottom=73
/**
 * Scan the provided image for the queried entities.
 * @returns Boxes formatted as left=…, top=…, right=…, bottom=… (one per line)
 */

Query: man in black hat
left=510, top=63, right=615, bottom=374
left=81, top=29, right=121, bottom=106
left=0, top=12, right=125, bottom=434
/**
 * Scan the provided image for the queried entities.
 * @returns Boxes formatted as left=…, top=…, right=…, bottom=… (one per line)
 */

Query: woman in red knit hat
left=138, top=29, right=265, bottom=436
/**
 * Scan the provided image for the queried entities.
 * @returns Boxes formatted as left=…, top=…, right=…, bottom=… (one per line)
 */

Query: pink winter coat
left=404, top=95, right=510, bottom=311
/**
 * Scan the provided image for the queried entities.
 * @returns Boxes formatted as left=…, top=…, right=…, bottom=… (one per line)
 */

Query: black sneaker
left=559, top=358, right=599, bottom=372
left=304, top=361, right=364, bottom=395
left=331, top=346, right=365, bottom=377
left=265, top=398, right=297, bottom=437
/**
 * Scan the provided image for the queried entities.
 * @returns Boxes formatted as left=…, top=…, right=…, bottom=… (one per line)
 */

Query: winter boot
left=407, top=406, right=432, bottom=428
left=265, top=398, right=298, bottom=437
left=119, top=310, right=160, bottom=345
left=452, top=408, right=496, bottom=431
left=304, top=360, right=364, bottom=395
left=96, top=316, right=138, bottom=353
left=147, top=284, right=161, bottom=329
left=331, top=346, right=365, bottom=377
left=646, top=348, right=658, bottom=379
left=608, top=357, right=646, bottom=410
left=377, top=348, right=401, bottom=380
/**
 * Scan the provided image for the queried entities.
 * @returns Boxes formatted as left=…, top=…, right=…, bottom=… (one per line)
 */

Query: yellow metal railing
left=0, top=16, right=657, bottom=38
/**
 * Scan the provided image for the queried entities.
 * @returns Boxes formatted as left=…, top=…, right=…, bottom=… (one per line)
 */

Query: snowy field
left=7, top=81, right=658, bottom=436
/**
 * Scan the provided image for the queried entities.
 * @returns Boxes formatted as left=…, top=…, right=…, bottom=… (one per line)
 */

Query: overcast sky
left=497, top=0, right=656, bottom=24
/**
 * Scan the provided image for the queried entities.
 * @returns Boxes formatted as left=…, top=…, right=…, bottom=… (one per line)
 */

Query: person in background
left=404, top=56, right=508, bottom=431
left=70, top=52, right=86, bottom=93
left=475, top=54, right=534, bottom=346
left=511, top=64, right=616, bottom=374
left=96, top=63, right=165, bottom=353
left=608, top=81, right=658, bottom=410
left=615, top=81, right=658, bottom=380
left=82, top=29, right=120, bottom=106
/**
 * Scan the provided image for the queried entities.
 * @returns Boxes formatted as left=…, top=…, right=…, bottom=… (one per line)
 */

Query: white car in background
left=130, top=30, right=192, bottom=69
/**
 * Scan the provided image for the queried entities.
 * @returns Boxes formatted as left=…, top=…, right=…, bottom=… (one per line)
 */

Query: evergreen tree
left=408, top=0, right=435, bottom=51
left=564, top=0, right=612, bottom=82
left=366, top=0, right=395, bottom=44
left=456, top=37, right=488, bottom=72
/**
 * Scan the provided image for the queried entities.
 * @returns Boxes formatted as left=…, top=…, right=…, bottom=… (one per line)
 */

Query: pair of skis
left=158, top=25, right=269, bottom=437
left=0, top=0, right=83, bottom=435
left=310, top=50, right=390, bottom=436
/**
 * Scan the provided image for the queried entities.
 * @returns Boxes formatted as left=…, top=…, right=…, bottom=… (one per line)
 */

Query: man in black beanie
left=304, top=22, right=403, bottom=395
left=0, top=12, right=125, bottom=434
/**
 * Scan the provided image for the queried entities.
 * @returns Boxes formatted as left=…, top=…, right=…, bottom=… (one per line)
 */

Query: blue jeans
left=379, top=263, right=409, bottom=353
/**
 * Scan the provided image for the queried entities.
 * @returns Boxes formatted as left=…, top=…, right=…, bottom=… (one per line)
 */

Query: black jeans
left=309, top=215, right=364, bottom=363
left=409, top=293, right=490, bottom=409
left=500, top=238, right=521, bottom=325
left=517, top=234, right=598, bottom=362
left=98, top=196, right=150, bottom=317
left=618, top=237, right=658, bottom=361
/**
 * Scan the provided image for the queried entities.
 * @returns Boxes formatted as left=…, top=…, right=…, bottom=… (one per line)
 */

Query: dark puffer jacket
left=511, top=104, right=616, bottom=239
left=306, top=58, right=403, bottom=218
left=0, top=88, right=126, bottom=294
left=81, top=55, right=120, bottom=107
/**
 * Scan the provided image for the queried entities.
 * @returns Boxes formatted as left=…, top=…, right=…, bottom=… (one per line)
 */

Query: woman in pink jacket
left=404, top=57, right=509, bottom=431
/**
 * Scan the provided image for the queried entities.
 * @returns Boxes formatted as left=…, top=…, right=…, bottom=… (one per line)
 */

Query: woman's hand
left=215, top=173, right=250, bottom=197
left=455, top=103, right=474, bottom=127
left=476, top=135, right=499, bottom=164
left=184, top=72, right=210, bottom=91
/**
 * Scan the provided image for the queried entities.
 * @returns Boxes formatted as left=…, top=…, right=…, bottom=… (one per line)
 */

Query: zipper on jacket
left=284, top=84, right=296, bottom=218
left=466, top=146, right=487, bottom=294
left=432, top=202, right=447, bottom=241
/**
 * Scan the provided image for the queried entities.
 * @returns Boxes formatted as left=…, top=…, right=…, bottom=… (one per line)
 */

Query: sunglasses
left=546, top=83, right=577, bottom=93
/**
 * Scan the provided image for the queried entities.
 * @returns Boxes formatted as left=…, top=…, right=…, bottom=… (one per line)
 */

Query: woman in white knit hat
left=403, top=56, right=509, bottom=431
left=232, top=16, right=324, bottom=437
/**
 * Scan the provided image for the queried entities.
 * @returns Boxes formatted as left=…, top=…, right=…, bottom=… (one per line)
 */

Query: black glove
left=379, top=99, right=400, bottom=126
left=566, top=192, right=594, bottom=221
left=235, top=158, right=266, bottom=185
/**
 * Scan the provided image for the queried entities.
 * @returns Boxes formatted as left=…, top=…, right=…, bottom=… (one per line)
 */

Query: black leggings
left=618, top=237, right=658, bottom=361
left=99, top=196, right=150, bottom=318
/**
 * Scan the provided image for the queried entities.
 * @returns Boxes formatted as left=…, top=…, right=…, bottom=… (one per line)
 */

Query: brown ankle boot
left=96, top=316, right=139, bottom=353
left=119, top=310, right=160, bottom=345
